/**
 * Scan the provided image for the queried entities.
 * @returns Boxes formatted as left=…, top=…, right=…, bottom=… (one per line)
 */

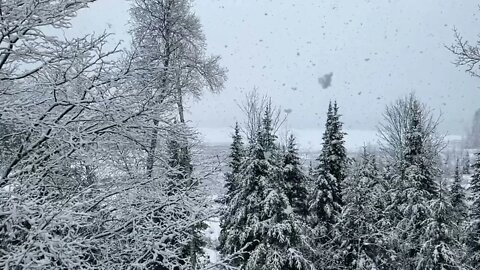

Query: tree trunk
left=176, top=87, right=193, bottom=178
left=146, top=119, right=159, bottom=178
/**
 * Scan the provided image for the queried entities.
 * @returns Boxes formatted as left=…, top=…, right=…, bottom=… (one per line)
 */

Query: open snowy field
left=198, top=127, right=463, bottom=152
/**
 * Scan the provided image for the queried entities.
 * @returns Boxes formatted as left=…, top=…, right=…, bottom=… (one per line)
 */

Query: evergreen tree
left=374, top=163, right=407, bottom=269
left=335, top=148, right=387, bottom=269
left=321, top=101, right=348, bottom=188
left=463, top=151, right=471, bottom=175
left=396, top=99, right=438, bottom=267
left=307, top=161, right=315, bottom=178
left=219, top=122, right=245, bottom=252
left=467, top=152, right=480, bottom=268
left=163, top=132, right=206, bottom=269
left=306, top=161, right=316, bottom=192
left=308, top=101, right=347, bottom=268
left=220, top=105, right=314, bottom=270
left=309, top=101, right=347, bottom=238
left=166, top=138, right=184, bottom=181
left=417, top=178, right=463, bottom=270
left=224, top=122, right=245, bottom=204
left=283, top=134, right=309, bottom=219
left=451, top=159, right=468, bottom=229
left=402, top=99, right=437, bottom=196
left=378, top=95, right=443, bottom=269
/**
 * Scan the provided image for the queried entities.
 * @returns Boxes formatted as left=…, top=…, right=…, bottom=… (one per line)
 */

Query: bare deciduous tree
left=378, top=93, right=445, bottom=175
left=448, top=28, right=480, bottom=78
left=0, top=1, right=225, bottom=268
left=238, top=89, right=287, bottom=145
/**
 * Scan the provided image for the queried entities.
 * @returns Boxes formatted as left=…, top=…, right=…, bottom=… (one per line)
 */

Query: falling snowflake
left=318, top=72, right=333, bottom=89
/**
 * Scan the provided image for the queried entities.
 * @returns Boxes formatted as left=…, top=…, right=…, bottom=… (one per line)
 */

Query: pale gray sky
left=71, top=0, right=480, bottom=135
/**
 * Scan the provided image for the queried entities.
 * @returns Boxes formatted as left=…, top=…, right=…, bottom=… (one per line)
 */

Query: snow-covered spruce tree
left=334, top=147, right=387, bottom=269
left=221, top=104, right=314, bottom=270
left=402, top=99, right=438, bottom=195
left=165, top=126, right=195, bottom=182
left=378, top=94, right=443, bottom=269
left=463, top=151, right=471, bottom=175
left=309, top=101, right=347, bottom=253
left=398, top=97, right=439, bottom=268
left=218, top=122, right=245, bottom=254
left=451, top=159, right=468, bottom=232
left=307, top=161, right=315, bottom=179
left=417, top=178, right=464, bottom=270
left=283, top=134, right=309, bottom=219
left=164, top=129, right=208, bottom=269
left=467, top=152, right=480, bottom=268
left=225, top=122, right=245, bottom=204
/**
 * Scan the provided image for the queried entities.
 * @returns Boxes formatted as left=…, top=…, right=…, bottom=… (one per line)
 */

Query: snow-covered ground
left=198, top=127, right=379, bottom=151
left=203, top=217, right=222, bottom=264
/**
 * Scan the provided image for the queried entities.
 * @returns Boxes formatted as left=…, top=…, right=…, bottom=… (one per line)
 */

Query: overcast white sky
left=71, top=0, right=480, bottom=135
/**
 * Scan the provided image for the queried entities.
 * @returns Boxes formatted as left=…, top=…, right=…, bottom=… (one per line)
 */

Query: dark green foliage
left=417, top=179, right=463, bottom=270
left=164, top=135, right=205, bottom=268
left=463, top=151, right=471, bottom=175
left=310, top=101, right=347, bottom=236
left=219, top=122, right=244, bottom=252
left=166, top=137, right=193, bottom=181
left=307, top=101, right=347, bottom=269
left=450, top=159, right=468, bottom=227
left=317, top=102, right=348, bottom=189
left=224, top=122, right=245, bottom=203
left=403, top=99, right=437, bottom=197
left=467, top=152, right=480, bottom=268
left=335, top=148, right=387, bottom=269
left=220, top=105, right=313, bottom=270
left=283, top=134, right=309, bottom=219
left=377, top=95, right=444, bottom=269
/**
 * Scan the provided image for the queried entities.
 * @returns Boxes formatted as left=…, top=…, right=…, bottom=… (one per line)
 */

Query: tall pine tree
left=309, top=101, right=347, bottom=230
left=378, top=94, right=443, bottom=269
left=159, top=127, right=206, bottom=269
left=224, top=122, right=245, bottom=204
left=220, top=104, right=314, bottom=270
left=219, top=122, right=244, bottom=252
left=396, top=98, right=439, bottom=268
left=467, top=152, right=480, bottom=268
left=402, top=99, right=437, bottom=195
left=463, top=151, right=471, bottom=175
left=417, top=178, right=463, bottom=270
left=283, top=134, right=309, bottom=219
left=335, top=148, right=387, bottom=269
left=451, top=159, right=468, bottom=230
left=309, top=101, right=347, bottom=268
